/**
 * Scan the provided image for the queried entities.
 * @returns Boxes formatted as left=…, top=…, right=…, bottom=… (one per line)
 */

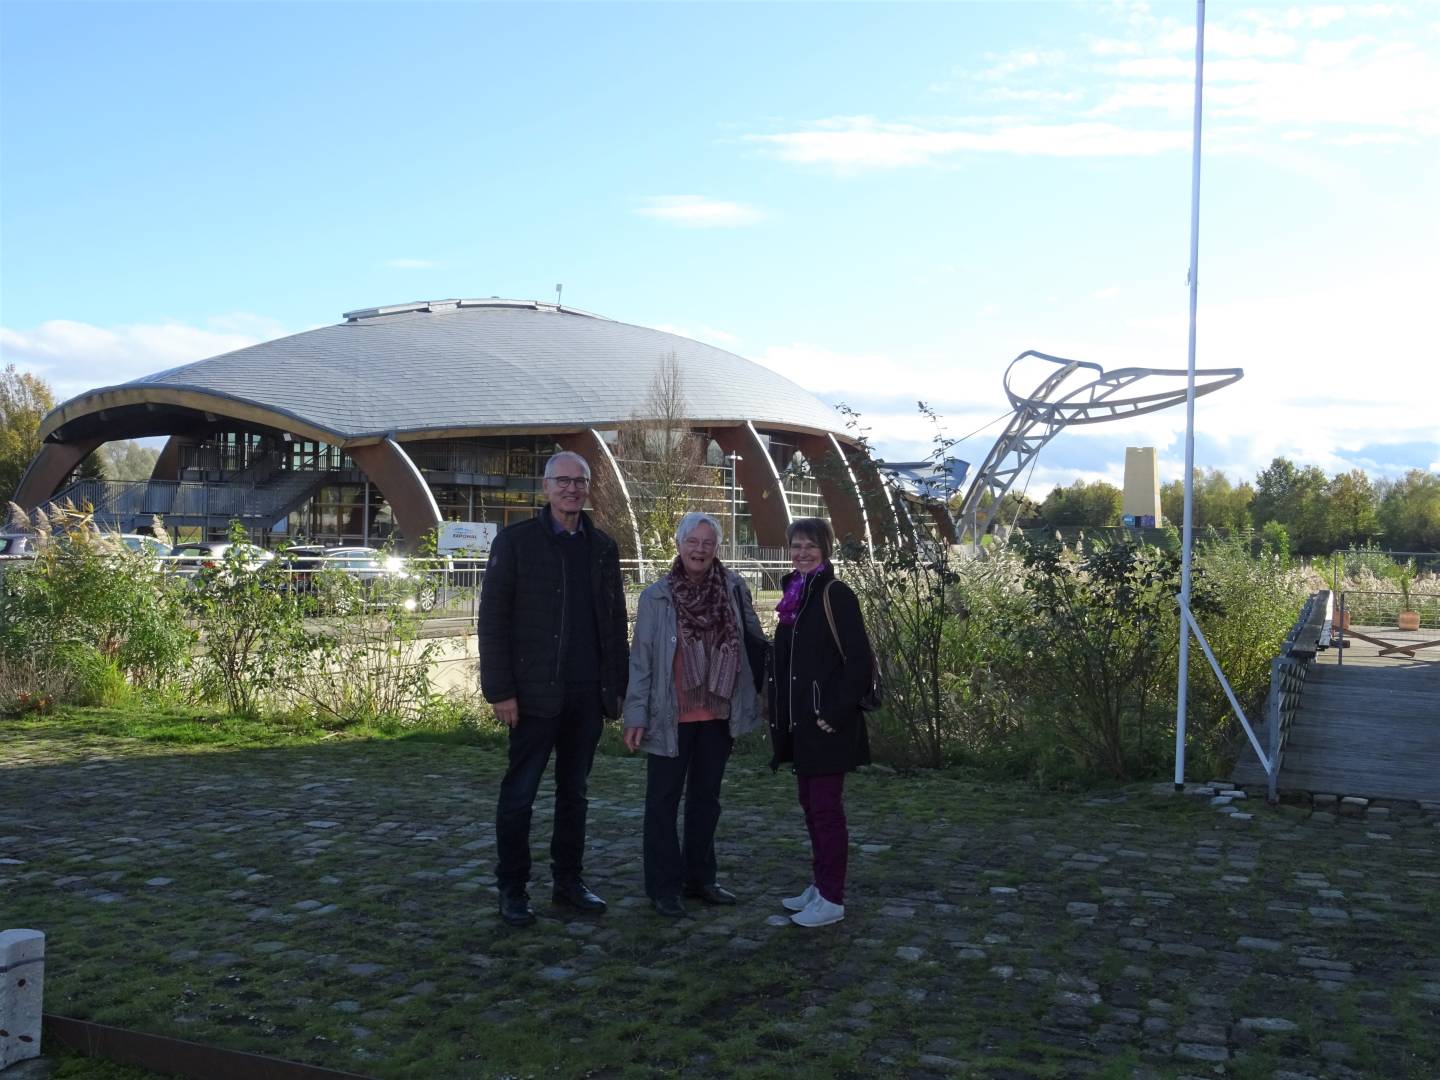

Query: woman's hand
left=623, top=726, right=645, bottom=752
left=816, top=717, right=836, bottom=735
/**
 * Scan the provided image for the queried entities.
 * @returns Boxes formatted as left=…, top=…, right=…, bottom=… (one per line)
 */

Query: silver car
left=0, top=533, right=39, bottom=560
left=168, top=541, right=275, bottom=580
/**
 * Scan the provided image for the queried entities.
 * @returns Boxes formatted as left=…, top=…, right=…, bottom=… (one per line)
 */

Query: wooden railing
left=1263, top=589, right=1332, bottom=801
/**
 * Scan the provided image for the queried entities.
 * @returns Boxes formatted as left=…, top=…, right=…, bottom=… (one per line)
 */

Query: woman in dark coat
left=767, top=517, right=873, bottom=927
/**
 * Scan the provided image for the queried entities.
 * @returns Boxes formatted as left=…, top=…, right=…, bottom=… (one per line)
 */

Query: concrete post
left=1, top=929, right=45, bottom=1067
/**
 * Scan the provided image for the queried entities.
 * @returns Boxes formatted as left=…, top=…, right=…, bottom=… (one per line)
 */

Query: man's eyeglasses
left=547, top=475, right=590, bottom=489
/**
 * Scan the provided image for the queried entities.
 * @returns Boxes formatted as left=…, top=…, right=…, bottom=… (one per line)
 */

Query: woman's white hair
left=674, top=511, right=724, bottom=548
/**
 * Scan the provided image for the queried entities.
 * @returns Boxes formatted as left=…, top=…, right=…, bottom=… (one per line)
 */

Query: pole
left=728, top=452, right=742, bottom=560
left=1174, top=0, right=1206, bottom=790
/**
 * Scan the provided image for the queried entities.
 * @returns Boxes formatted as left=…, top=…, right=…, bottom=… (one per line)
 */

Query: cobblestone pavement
left=2, top=726, right=1438, bottom=1079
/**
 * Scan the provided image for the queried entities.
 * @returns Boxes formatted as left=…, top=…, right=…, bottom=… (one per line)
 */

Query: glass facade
left=170, top=427, right=832, bottom=550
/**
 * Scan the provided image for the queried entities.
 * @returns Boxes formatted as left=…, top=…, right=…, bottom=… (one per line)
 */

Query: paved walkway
left=1233, top=624, right=1440, bottom=801
left=3, top=725, right=1438, bottom=1079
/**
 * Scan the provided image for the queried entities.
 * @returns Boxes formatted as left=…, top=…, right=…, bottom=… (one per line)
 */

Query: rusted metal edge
left=42, top=1014, right=378, bottom=1080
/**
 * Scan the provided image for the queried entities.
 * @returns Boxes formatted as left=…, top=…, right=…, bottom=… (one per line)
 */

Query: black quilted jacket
left=478, top=506, right=629, bottom=720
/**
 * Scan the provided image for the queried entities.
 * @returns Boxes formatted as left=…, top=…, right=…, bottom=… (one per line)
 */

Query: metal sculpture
left=956, top=350, right=1242, bottom=539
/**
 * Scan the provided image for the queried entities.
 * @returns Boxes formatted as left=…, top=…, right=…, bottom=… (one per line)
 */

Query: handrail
left=1262, top=589, right=1333, bottom=801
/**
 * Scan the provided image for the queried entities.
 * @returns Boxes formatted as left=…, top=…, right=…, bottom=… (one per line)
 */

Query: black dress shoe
left=651, top=895, right=688, bottom=918
left=684, top=882, right=738, bottom=906
left=498, top=889, right=536, bottom=928
left=552, top=879, right=607, bottom=913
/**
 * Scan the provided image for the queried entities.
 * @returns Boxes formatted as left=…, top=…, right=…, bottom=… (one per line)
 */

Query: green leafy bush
left=286, top=561, right=444, bottom=727
left=0, top=504, right=191, bottom=712
left=1182, top=532, right=1310, bottom=775
left=183, top=524, right=315, bottom=716
left=997, top=539, right=1204, bottom=779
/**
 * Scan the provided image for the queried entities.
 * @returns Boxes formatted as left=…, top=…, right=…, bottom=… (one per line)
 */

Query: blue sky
left=3, top=0, right=1436, bottom=496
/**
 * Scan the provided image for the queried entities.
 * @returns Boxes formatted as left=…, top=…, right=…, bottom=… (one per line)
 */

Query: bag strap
left=821, top=581, right=847, bottom=661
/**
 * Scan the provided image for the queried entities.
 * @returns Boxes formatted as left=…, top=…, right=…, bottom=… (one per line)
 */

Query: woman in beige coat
left=622, top=512, right=766, bottom=917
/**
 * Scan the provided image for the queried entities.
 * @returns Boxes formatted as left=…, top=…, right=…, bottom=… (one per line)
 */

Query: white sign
left=438, top=521, right=497, bottom=553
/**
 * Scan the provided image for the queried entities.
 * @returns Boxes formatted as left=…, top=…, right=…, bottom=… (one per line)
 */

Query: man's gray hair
left=674, top=511, right=723, bottom=548
left=543, top=450, right=591, bottom=480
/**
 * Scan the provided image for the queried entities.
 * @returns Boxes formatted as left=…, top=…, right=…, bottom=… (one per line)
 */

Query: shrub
left=0, top=503, right=191, bottom=711
left=183, top=524, right=315, bottom=716
left=1182, top=532, right=1310, bottom=774
left=285, top=562, right=444, bottom=727
left=998, top=539, right=1206, bottom=779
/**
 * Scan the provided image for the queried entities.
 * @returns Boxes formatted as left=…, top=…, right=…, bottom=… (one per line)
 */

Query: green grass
left=5, top=707, right=1439, bottom=1079
left=3, top=702, right=500, bottom=750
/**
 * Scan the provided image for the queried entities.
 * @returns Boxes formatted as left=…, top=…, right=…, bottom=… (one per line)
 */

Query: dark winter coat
left=478, top=506, right=629, bottom=719
left=767, top=563, right=873, bottom=775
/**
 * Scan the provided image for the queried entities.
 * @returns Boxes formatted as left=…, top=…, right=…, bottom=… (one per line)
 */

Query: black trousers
left=643, top=718, right=733, bottom=900
left=494, top=683, right=602, bottom=891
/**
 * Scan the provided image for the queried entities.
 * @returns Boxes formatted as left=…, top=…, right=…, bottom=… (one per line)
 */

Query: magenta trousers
left=796, top=772, right=847, bottom=905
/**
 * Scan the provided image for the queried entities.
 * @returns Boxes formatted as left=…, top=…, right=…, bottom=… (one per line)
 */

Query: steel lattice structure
left=956, top=350, right=1242, bottom=538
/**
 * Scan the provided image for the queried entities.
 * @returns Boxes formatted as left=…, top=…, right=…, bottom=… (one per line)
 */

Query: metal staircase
left=52, top=471, right=328, bottom=535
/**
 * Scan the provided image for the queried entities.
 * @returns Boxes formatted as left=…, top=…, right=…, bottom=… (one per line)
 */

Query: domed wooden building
left=18, top=299, right=896, bottom=552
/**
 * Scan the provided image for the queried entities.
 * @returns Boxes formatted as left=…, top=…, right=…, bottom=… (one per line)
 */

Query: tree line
left=1003, top=458, right=1439, bottom=554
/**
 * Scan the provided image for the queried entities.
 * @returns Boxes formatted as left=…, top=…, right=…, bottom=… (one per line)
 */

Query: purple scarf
left=776, top=562, right=828, bottom=626
left=668, top=555, right=741, bottom=713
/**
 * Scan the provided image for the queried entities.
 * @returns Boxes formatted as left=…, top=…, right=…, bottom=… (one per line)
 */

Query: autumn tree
left=1, top=364, right=56, bottom=502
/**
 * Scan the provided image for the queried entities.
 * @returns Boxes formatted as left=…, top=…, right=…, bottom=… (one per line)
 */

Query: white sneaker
left=790, top=896, right=845, bottom=927
left=781, top=884, right=818, bottom=912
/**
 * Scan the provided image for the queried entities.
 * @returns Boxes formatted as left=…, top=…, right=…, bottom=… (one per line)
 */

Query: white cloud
left=754, top=8, right=1439, bottom=172
left=744, top=260, right=1437, bottom=485
left=745, top=116, right=1188, bottom=168
left=652, top=322, right=742, bottom=349
left=385, top=257, right=438, bottom=269
left=1089, top=37, right=1144, bottom=57
left=753, top=342, right=907, bottom=395
left=1158, top=24, right=1299, bottom=59
left=0, top=314, right=294, bottom=401
left=634, top=195, right=763, bottom=228
left=975, top=49, right=1066, bottom=82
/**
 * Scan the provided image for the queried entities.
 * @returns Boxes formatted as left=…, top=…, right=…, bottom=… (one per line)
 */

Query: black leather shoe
left=651, top=895, right=688, bottom=918
left=498, top=888, right=536, bottom=928
left=551, top=880, right=607, bottom=913
left=684, top=882, right=738, bottom=906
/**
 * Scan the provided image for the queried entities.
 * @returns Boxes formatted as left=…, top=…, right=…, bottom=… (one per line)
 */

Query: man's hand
left=494, top=698, right=520, bottom=729
left=623, top=726, right=645, bottom=752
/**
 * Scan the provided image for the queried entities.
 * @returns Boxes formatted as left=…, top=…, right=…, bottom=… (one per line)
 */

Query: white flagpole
left=1174, top=0, right=1206, bottom=790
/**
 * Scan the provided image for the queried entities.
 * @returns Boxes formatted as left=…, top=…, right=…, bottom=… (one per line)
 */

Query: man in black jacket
left=479, top=450, right=629, bottom=927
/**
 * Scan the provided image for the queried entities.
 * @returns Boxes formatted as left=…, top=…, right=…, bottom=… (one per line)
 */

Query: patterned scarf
left=776, top=562, right=828, bottom=626
left=668, top=554, right=741, bottom=713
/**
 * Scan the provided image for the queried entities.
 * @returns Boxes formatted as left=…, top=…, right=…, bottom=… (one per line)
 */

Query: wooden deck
left=1231, top=624, right=1440, bottom=801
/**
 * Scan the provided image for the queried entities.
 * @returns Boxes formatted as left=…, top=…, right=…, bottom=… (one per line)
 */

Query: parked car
left=0, top=533, right=39, bottom=560
left=276, top=545, right=437, bottom=613
left=168, top=541, right=275, bottom=580
left=117, top=534, right=170, bottom=558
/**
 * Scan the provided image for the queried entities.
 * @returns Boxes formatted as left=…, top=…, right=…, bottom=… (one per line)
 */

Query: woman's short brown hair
left=786, top=517, right=834, bottom=562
